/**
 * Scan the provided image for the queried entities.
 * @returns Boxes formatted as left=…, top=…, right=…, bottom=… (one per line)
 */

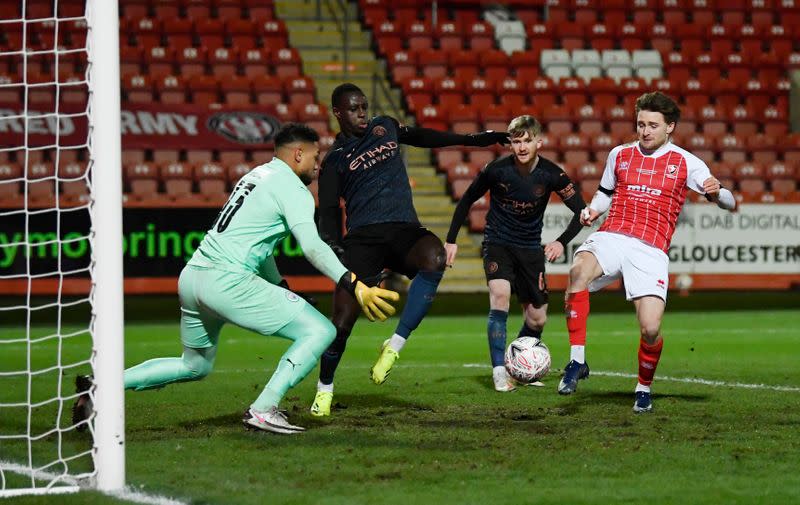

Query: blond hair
left=507, top=115, right=542, bottom=138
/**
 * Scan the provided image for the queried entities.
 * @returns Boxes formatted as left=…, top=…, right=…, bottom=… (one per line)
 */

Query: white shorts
left=575, top=231, right=669, bottom=302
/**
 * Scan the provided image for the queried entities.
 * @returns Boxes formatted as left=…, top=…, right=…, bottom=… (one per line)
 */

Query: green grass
left=2, top=307, right=800, bottom=504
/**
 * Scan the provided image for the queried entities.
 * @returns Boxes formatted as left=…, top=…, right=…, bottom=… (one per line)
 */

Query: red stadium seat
left=450, top=178, right=472, bottom=200
left=296, top=103, right=329, bottom=135
left=649, top=24, right=675, bottom=54
left=717, top=134, right=748, bottom=164
left=141, top=46, right=175, bottom=78
left=252, top=75, right=284, bottom=105
left=697, top=104, right=728, bottom=137
left=271, top=47, right=302, bottom=79
left=120, top=0, right=149, bottom=18
left=480, top=104, right=510, bottom=132
left=122, top=73, right=154, bottom=103
left=560, top=134, right=591, bottom=165
left=435, top=20, right=464, bottom=51
left=587, top=24, right=615, bottom=52
left=433, top=76, right=465, bottom=109
left=163, top=18, right=194, bottom=48
left=195, top=19, right=225, bottom=49
left=0, top=162, right=23, bottom=204
left=188, top=75, right=219, bottom=106
left=406, top=20, right=434, bottom=51
left=575, top=104, right=604, bottom=136
left=467, top=149, right=494, bottom=168
left=528, top=77, right=557, bottom=109
left=496, top=76, right=528, bottom=109
left=435, top=149, right=464, bottom=171
left=160, top=161, right=193, bottom=201
left=558, top=77, right=589, bottom=109
left=559, top=23, right=586, bottom=52
left=663, top=51, right=691, bottom=85
left=239, top=48, right=270, bottom=78
left=185, top=0, right=212, bottom=21
left=208, top=46, right=239, bottom=78
left=481, top=50, right=511, bottom=83
left=120, top=46, right=143, bottom=76
left=151, top=1, right=180, bottom=19
left=154, top=74, right=187, bottom=104
left=466, top=77, right=494, bottom=109
left=417, top=104, right=448, bottom=131
left=125, top=162, right=160, bottom=202
left=541, top=103, right=574, bottom=136
left=284, top=75, right=316, bottom=107
left=176, top=46, right=207, bottom=78
left=245, top=0, right=275, bottom=20
left=130, top=17, right=162, bottom=48
left=418, top=49, right=449, bottom=80
left=468, top=208, right=487, bottom=232
left=448, top=104, right=480, bottom=135
left=467, top=21, right=494, bottom=51
left=606, top=105, right=632, bottom=137
left=217, top=0, right=244, bottom=21
left=194, top=162, right=228, bottom=202
left=220, top=75, right=252, bottom=105
left=256, top=18, right=289, bottom=49
left=227, top=19, right=259, bottom=51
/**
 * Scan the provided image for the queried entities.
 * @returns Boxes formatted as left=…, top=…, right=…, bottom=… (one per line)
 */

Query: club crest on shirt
left=372, top=125, right=387, bottom=137
left=532, top=184, right=545, bottom=197
left=619, top=161, right=630, bottom=170
left=285, top=291, right=300, bottom=302
left=666, top=164, right=679, bottom=179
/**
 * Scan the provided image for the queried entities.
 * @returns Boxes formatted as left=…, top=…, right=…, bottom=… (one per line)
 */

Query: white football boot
left=243, top=406, right=305, bottom=434
left=492, top=366, right=517, bottom=392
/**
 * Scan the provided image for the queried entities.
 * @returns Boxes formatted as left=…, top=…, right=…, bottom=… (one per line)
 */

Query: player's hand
left=580, top=207, right=600, bottom=226
left=469, top=130, right=510, bottom=146
left=444, top=242, right=458, bottom=268
left=702, top=176, right=721, bottom=197
left=543, top=241, right=564, bottom=262
left=339, top=272, right=400, bottom=322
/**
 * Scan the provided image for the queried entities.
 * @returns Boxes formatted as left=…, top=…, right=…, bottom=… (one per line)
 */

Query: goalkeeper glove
left=337, top=272, right=400, bottom=322
left=468, top=130, right=510, bottom=147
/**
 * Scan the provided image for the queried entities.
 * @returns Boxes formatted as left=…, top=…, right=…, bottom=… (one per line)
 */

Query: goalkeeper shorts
left=177, top=265, right=307, bottom=349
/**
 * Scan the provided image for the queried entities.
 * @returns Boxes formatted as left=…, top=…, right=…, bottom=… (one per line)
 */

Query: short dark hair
left=274, top=123, right=320, bottom=148
left=635, top=92, right=680, bottom=125
left=331, top=83, right=364, bottom=108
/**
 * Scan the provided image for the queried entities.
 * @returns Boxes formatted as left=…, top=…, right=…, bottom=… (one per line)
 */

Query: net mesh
left=0, top=0, right=98, bottom=495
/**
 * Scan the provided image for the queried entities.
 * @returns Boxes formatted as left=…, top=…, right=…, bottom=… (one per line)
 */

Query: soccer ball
left=504, top=336, right=551, bottom=384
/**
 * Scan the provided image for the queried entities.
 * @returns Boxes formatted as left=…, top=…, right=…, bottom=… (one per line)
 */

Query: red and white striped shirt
left=598, top=141, right=711, bottom=252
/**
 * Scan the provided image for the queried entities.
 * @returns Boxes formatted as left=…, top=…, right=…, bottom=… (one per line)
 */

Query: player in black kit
left=310, top=83, right=509, bottom=416
left=444, top=115, right=586, bottom=391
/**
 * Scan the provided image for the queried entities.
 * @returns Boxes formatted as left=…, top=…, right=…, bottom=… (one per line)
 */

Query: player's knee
left=639, top=323, right=660, bottom=342
left=326, top=325, right=351, bottom=355
left=419, top=244, right=447, bottom=272
left=568, top=262, right=592, bottom=290
left=530, top=313, right=547, bottom=328
left=186, top=357, right=213, bottom=380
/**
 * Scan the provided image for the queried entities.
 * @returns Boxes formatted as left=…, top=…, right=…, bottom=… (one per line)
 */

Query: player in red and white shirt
left=558, top=92, right=736, bottom=413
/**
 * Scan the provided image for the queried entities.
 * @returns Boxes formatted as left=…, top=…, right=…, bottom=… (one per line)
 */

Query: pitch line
left=0, top=459, right=189, bottom=505
left=459, top=364, right=800, bottom=392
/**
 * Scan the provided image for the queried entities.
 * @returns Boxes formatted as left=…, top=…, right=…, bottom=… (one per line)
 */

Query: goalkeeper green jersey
left=188, top=158, right=314, bottom=274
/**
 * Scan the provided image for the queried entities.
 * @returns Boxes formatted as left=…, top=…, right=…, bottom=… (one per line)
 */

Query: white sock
left=317, top=381, right=333, bottom=393
left=635, top=382, right=651, bottom=393
left=388, top=334, right=406, bottom=353
left=492, top=365, right=506, bottom=377
left=570, top=345, right=585, bottom=364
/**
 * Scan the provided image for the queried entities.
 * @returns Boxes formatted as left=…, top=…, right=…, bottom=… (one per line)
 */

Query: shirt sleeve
left=291, top=221, right=348, bottom=282
left=599, top=146, right=621, bottom=191
left=317, top=154, right=343, bottom=245
left=685, top=154, right=713, bottom=194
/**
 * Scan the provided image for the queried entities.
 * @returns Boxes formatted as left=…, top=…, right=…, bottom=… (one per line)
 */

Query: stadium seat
left=163, top=18, right=194, bottom=48
left=648, top=24, right=675, bottom=54
left=527, top=77, right=558, bottom=109
left=284, top=76, right=316, bottom=107
left=558, top=77, right=589, bottom=109
left=194, top=162, right=228, bottom=202
left=467, top=21, right=495, bottom=51
left=418, top=49, right=449, bottom=80
left=468, top=208, right=487, bottom=232
left=245, top=0, right=276, bottom=20
left=208, top=46, right=239, bottom=78
left=122, top=73, right=154, bottom=103
left=217, top=0, right=244, bottom=21
left=120, top=0, right=150, bottom=18
left=252, top=75, right=283, bottom=105
left=176, top=46, right=207, bottom=79
left=435, top=149, right=465, bottom=172
left=120, top=46, right=143, bottom=76
left=58, top=160, right=88, bottom=203
left=154, top=74, right=187, bottom=104
left=0, top=162, right=23, bottom=205
left=466, top=77, right=494, bottom=109
left=296, top=103, right=329, bottom=135
left=480, top=50, right=511, bottom=83
left=271, top=47, right=302, bottom=79
left=130, top=17, right=162, bottom=48
left=151, top=0, right=180, bottom=19
left=717, top=134, right=748, bottom=164
left=227, top=19, right=258, bottom=51
left=434, top=77, right=465, bottom=109
left=188, top=75, right=219, bottom=105
left=575, top=105, right=604, bottom=136
left=494, top=20, right=527, bottom=55
left=256, top=18, right=289, bottom=49
left=587, top=23, right=615, bottom=52
left=496, top=76, right=527, bottom=109
left=417, top=104, right=448, bottom=131
left=526, top=23, right=555, bottom=51
left=406, top=20, right=434, bottom=51
left=125, top=162, right=160, bottom=202
left=761, top=105, right=789, bottom=137
left=560, top=134, right=591, bottom=165
left=195, top=19, right=225, bottom=48
left=160, top=161, right=193, bottom=201
left=480, top=104, right=510, bottom=132
left=448, top=105, right=480, bottom=135
left=450, top=178, right=472, bottom=200
left=571, top=50, right=602, bottom=83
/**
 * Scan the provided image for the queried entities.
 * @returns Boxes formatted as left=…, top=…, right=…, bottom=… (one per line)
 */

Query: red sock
left=565, top=290, right=589, bottom=346
left=638, top=337, right=664, bottom=386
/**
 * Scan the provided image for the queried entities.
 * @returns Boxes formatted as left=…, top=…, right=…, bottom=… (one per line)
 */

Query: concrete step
left=303, top=61, right=379, bottom=79
left=274, top=0, right=359, bottom=20
left=299, top=49, right=376, bottom=62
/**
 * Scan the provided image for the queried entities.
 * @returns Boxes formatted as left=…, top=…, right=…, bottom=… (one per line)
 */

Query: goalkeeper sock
left=517, top=321, right=542, bottom=340
left=252, top=305, right=335, bottom=411
left=487, top=309, right=508, bottom=368
left=124, top=346, right=216, bottom=391
left=394, top=270, right=443, bottom=338
left=566, top=290, right=589, bottom=363
left=637, top=337, right=663, bottom=388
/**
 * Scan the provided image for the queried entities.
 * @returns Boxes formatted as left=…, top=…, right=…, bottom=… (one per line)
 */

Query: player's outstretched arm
left=398, top=125, right=509, bottom=148
left=444, top=169, right=491, bottom=267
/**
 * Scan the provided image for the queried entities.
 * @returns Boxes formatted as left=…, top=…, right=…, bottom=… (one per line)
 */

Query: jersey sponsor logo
left=371, top=125, right=387, bottom=137
left=285, top=291, right=300, bottom=302
left=626, top=184, right=663, bottom=196
left=656, top=279, right=666, bottom=289
left=348, top=141, right=399, bottom=171
left=207, top=112, right=280, bottom=144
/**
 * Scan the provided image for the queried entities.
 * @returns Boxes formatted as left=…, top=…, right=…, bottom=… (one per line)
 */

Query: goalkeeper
left=75, top=123, right=399, bottom=435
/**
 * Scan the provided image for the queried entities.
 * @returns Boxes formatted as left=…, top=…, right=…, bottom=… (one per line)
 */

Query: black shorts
left=482, top=242, right=549, bottom=307
left=342, top=222, right=438, bottom=285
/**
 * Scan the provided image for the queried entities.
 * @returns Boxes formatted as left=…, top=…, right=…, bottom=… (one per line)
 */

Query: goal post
left=0, top=0, right=125, bottom=496
left=88, top=0, right=125, bottom=492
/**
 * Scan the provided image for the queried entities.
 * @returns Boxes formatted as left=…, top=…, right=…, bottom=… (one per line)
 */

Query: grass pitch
left=2, top=304, right=799, bottom=504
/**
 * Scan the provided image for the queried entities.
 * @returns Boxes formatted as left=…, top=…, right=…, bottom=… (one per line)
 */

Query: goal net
left=0, top=0, right=125, bottom=497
